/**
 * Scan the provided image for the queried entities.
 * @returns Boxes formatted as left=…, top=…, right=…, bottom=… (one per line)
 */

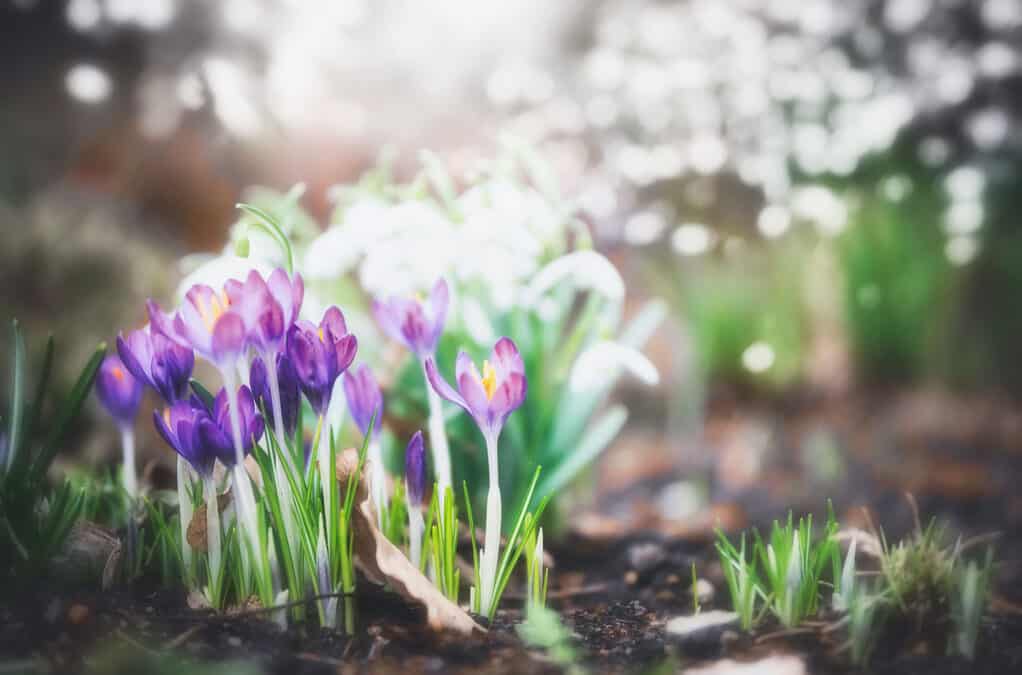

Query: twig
left=162, top=624, right=204, bottom=650
left=115, top=629, right=160, bottom=655
left=754, top=627, right=818, bottom=644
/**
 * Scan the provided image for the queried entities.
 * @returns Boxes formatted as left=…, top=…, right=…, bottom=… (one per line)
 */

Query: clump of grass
left=754, top=510, right=839, bottom=627
left=1, top=320, right=105, bottom=577
left=951, top=547, right=994, bottom=659
left=715, top=530, right=763, bottom=630
left=715, top=500, right=998, bottom=667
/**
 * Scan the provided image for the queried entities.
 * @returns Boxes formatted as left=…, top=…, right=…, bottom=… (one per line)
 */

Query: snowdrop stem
left=423, top=363, right=452, bottom=500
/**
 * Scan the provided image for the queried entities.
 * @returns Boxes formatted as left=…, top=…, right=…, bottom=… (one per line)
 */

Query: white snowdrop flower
left=569, top=340, right=660, bottom=393
left=523, top=250, right=625, bottom=307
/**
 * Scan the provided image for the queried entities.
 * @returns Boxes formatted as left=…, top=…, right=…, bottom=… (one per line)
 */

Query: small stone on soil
left=665, top=610, right=739, bottom=655
left=683, top=654, right=806, bottom=675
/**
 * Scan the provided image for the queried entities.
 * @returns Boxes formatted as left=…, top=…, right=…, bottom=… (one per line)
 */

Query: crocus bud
left=96, top=354, right=143, bottom=427
left=404, top=430, right=427, bottom=506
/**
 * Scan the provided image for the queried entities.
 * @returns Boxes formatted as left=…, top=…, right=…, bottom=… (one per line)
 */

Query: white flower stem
left=176, top=456, right=194, bottom=584
left=120, top=426, right=137, bottom=501
left=422, top=361, right=452, bottom=501
left=264, top=354, right=298, bottom=476
left=408, top=500, right=424, bottom=569
left=479, top=432, right=502, bottom=616
left=203, top=475, right=222, bottom=606
left=222, top=367, right=263, bottom=592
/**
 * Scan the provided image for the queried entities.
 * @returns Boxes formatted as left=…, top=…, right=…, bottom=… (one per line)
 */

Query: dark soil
left=3, top=530, right=1022, bottom=674
left=4, top=390, right=1022, bottom=674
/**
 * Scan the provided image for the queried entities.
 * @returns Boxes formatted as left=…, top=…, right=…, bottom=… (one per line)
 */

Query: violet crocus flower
left=342, top=364, right=383, bottom=438
left=96, top=354, right=143, bottom=427
left=96, top=354, right=144, bottom=500
left=117, top=326, right=195, bottom=403
left=424, top=337, right=527, bottom=443
left=153, top=397, right=216, bottom=478
left=250, top=353, right=300, bottom=437
left=198, top=385, right=265, bottom=466
left=147, top=285, right=247, bottom=366
left=372, top=278, right=449, bottom=360
left=405, top=430, right=427, bottom=568
left=286, top=307, right=358, bottom=416
left=224, top=269, right=304, bottom=354
left=424, top=337, right=527, bottom=617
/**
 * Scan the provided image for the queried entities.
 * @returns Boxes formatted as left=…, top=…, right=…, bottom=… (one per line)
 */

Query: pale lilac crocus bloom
left=425, top=337, right=526, bottom=616
left=224, top=269, right=303, bottom=455
left=372, top=278, right=453, bottom=497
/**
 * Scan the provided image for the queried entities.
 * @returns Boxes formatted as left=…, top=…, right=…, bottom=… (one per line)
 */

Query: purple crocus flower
left=286, top=307, right=358, bottom=415
left=154, top=397, right=216, bottom=478
left=404, top=430, right=427, bottom=506
left=117, top=326, right=194, bottom=403
left=96, top=354, right=143, bottom=427
left=250, top=353, right=300, bottom=437
left=199, top=385, right=265, bottom=466
left=425, top=337, right=527, bottom=441
left=342, top=364, right=383, bottom=438
left=224, top=269, right=304, bottom=354
left=147, top=285, right=247, bottom=366
left=372, top=278, right=449, bottom=360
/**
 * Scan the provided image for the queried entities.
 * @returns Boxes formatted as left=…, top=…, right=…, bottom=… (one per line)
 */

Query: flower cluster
left=97, top=252, right=540, bottom=627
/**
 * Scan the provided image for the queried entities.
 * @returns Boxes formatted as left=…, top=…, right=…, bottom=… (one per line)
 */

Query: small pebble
left=624, top=570, right=639, bottom=585
left=665, top=610, right=739, bottom=657
left=227, top=636, right=242, bottom=647
left=67, top=604, right=90, bottom=625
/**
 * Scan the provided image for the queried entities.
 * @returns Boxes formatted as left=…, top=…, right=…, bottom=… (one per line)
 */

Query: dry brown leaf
left=187, top=491, right=231, bottom=552
left=335, top=448, right=485, bottom=636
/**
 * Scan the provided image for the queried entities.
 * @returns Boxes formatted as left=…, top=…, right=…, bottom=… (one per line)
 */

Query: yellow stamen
left=318, top=327, right=325, bottom=343
left=481, top=360, right=497, bottom=401
left=112, top=367, right=124, bottom=381
left=197, top=292, right=227, bottom=333
left=163, top=408, right=172, bottom=426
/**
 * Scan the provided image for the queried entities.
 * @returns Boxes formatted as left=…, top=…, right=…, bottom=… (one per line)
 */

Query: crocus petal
left=429, top=278, right=449, bottom=344
left=425, top=357, right=468, bottom=411
left=342, top=364, right=382, bottom=436
left=371, top=299, right=403, bottom=345
left=490, top=371, right=527, bottom=422
left=321, top=306, right=348, bottom=342
left=457, top=370, right=490, bottom=421
left=211, top=312, right=246, bottom=363
left=454, top=350, right=477, bottom=384
left=332, top=334, right=358, bottom=374
left=96, top=355, right=143, bottom=425
left=147, top=300, right=185, bottom=347
left=116, top=331, right=152, bottom=386
left=268, top=268, right=303, bottom=324
left=491, top=337, right=524, bottom=379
